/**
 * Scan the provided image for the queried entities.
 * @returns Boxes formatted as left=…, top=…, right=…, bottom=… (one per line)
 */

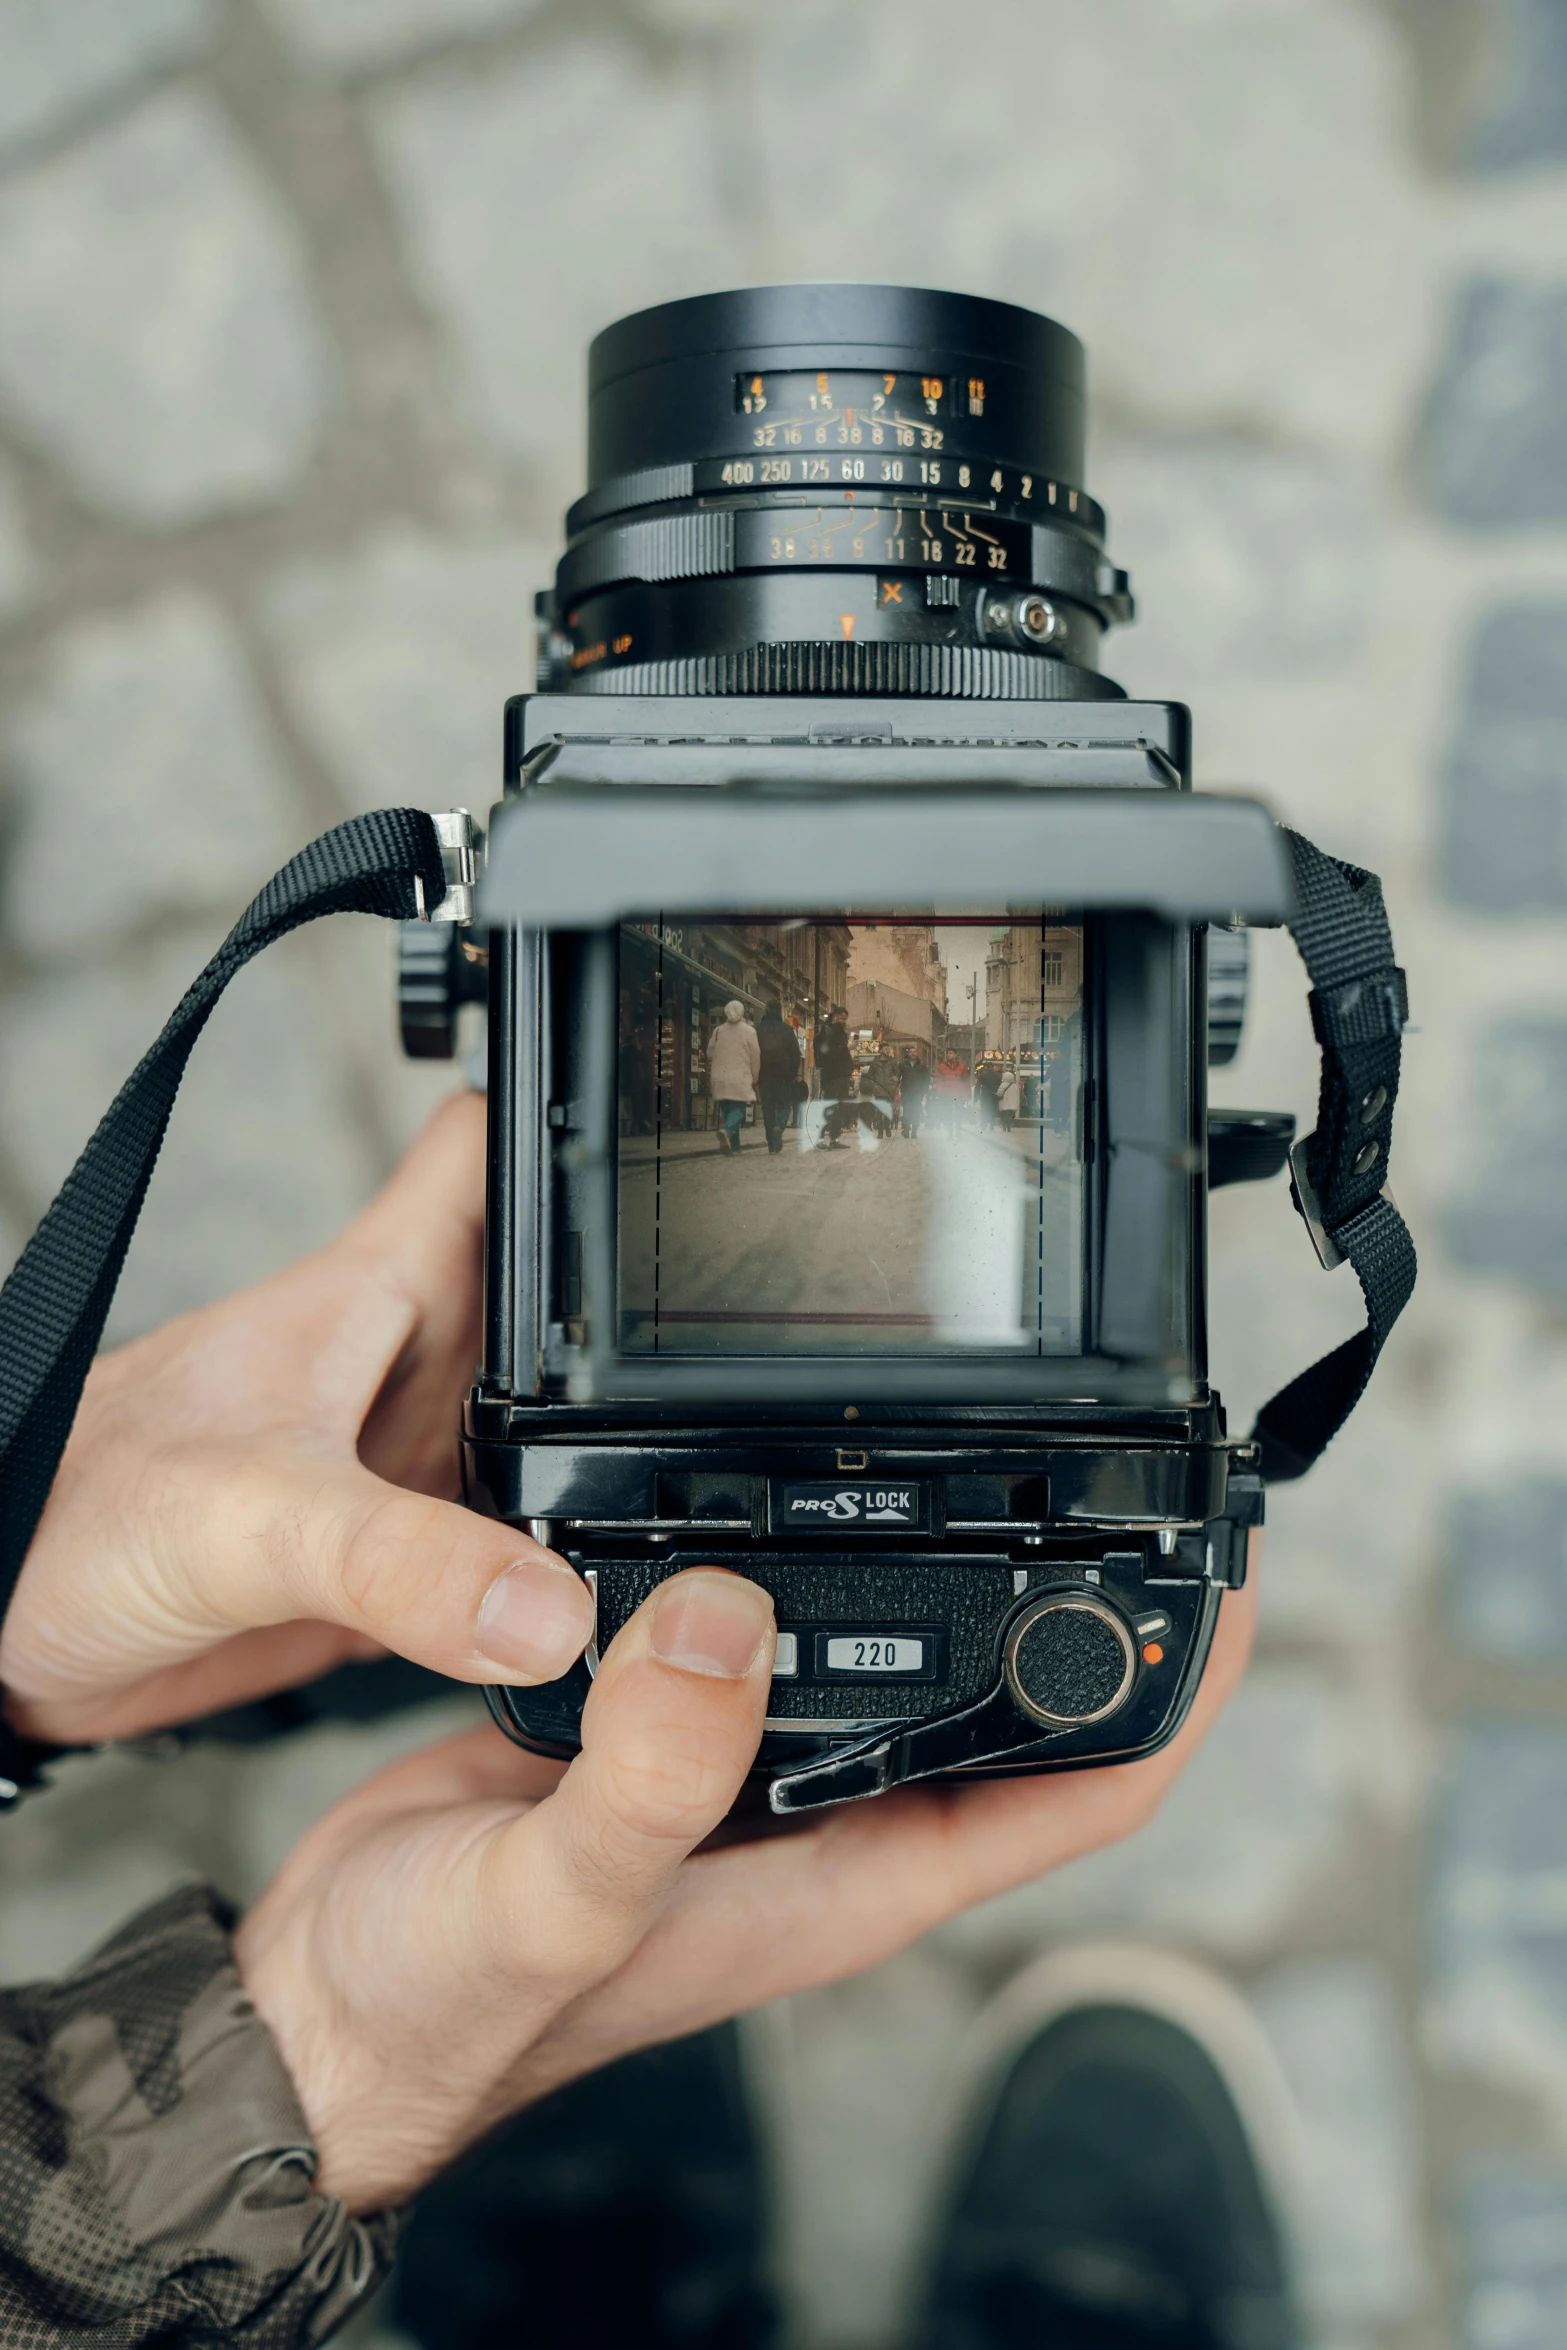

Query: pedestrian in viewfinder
left=709, top=999, right=760, bottom=1153
left=934, top=1053, right=970, bottom=1138
left=975, top=1058, right=1002, bottom=1130
left=756, top=998, right=802, bottom=1153
left=814, top=1006, right=854, bottom=1149
left=900, top=1049, right=931, bottom=1139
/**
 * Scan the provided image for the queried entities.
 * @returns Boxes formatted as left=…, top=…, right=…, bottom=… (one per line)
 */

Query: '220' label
left=776, top=1480, right=931, bottom=1532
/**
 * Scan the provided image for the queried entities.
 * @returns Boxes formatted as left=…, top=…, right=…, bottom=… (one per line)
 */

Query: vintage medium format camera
left=399, top=284, right=1415, bottom=1814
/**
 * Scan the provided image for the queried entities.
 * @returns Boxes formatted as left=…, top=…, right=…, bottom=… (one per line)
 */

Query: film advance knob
left=1003, top=1593, right=1137, bottom=1728
left=397, top=921, right=489, bottom=1059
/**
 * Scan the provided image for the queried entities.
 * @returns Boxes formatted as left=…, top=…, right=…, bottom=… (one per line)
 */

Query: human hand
left=235, top=1558, right=1256, bottom=2214
left=0, top=1095, right=594, bottom=1746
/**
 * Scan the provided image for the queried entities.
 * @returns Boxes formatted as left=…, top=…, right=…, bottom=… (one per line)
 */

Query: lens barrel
left=540, top=284, right=1132, bottom=701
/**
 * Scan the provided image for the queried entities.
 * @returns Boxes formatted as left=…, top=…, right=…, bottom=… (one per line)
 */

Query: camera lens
left=541, top=283, right=1133, bottom=699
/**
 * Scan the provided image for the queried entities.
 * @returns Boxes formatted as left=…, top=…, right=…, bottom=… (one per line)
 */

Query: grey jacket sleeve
left=0, top=1882, right=400, bottom=2348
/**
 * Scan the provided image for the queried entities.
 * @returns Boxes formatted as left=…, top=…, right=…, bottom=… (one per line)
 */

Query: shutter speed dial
left=1003, top=1592, right=1137, bottom=1728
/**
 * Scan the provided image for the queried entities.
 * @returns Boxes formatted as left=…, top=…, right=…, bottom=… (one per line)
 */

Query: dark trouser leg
left=394, top=2027, right=777, bottom=2350
left=761, top=1089, right=789, bottom=1152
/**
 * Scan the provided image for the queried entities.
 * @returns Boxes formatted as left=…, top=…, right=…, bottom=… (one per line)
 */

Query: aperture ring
left=557, top=504, right=1131, bottom=623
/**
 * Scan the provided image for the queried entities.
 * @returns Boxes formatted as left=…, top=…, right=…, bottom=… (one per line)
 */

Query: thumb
left=494, top=1568, right=775, bottom=1987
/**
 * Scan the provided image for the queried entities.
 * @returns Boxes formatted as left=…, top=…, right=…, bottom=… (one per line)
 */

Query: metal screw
left=1353, top=1139, right=1381, bottom=1175
left=1359, top=1085, right=1387, bottom=1125
left=1017, top=594, right=1061, bottom=643
left=984, top=598, right=1010, bottom=631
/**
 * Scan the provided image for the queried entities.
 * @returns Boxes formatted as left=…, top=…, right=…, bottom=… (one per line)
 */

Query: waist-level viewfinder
left=401, top=285, right=1415, bottom=1811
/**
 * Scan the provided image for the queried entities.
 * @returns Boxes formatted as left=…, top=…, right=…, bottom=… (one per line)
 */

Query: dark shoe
left=394, top=2026, right=776, bottom=2350
left=913, top=1944, right=1303, bottom=2350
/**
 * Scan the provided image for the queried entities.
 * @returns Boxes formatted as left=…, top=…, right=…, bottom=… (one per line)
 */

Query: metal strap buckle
left=414, top=809, right=481, bottom=925
left=1289, top=1141, right=1400, bottom=1274
left=1288, top=1140, right=1344, bottom=1270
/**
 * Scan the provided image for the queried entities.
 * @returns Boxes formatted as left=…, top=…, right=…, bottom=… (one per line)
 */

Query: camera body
left=399, top=285, right=1362, bottom=1814
left=462, top=689, right=1268, bottom=1812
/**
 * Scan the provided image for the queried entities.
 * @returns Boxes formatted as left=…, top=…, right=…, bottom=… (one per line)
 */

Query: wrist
left=233, top=1863, right=527, bottom=2215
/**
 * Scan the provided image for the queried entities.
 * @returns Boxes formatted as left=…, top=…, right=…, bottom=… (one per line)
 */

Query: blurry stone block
left=1466, top=0, right=1567, bottom=173
left=0, top=1842, right=203, bottom=1984
left=1448, top=1478, right=1567, bottom=1662
left=1439, top=601, right=1567, bottom=912
left=751, top=0, right=1429, bottom=464
left=747, top=1949, right=982, bottom=2350
left=1094, top=438, right=1372, bottom=688
left=1418, top=280, right=1567, bottom=529
left=0, top=453, right=36, bottom=615
left=1431, top=1723, right=1567, bottom=2129
left=0, top=1739, right=248, bottom=1984
left=0, top=91, right=330, bottom=524
left=370, top=43, right=741, bottom=488
left=935, top=1666, right=1357, bottom=1962
left=255, top=527, right=546, bottom=813
left=1459, top=2166, right=1567, bottom=2350
left=1446, top=1020, right=1567, bottom=1306
left=1, top=588, right=299, bottom=961
left=639, top=0, right=764, bottom=24
left=0, top=0, right=216, bottom=166
left=258, top=0, right=547, bottom=71
left=0, top=924, right=381, bottom=1334
left=1253, top=1963, right=1425, bottom=2330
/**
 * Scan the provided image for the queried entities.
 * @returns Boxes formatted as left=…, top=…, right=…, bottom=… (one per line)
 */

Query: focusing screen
left=616, top=914, right=1085, bottom=1355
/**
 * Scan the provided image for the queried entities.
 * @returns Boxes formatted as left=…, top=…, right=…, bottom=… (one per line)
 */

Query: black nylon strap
left=1251, top=828, right=1417, bottom=1482
left=0, top=804, right=1411, bottom=1801
left=0, top=810, right=445, bottom=1660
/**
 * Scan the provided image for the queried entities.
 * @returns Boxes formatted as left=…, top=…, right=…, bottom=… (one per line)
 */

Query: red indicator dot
left=1142, top=1642, right=1165, bottom=1666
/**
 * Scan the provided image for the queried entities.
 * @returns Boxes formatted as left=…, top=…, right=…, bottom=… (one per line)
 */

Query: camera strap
left=1250, top=828, right=1417, bottom=1482
left=0, top=803, right=1411, bottom=1800
left=0, top=809, right=446, bottom=1804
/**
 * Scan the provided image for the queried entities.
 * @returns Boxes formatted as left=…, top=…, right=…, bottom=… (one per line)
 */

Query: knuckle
left=583, top=1726, right=739, bottom=1869
left=335, top=1491, right=446, bottom=1629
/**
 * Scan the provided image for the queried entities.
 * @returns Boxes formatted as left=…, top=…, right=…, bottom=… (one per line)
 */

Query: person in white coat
left=709, top=999, right=760, bottom=1153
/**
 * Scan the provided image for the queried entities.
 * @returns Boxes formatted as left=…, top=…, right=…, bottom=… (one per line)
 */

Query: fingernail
left=477, top=1559, right=594, bottom=1682
left=650, top=1572, right=774, bottom=1680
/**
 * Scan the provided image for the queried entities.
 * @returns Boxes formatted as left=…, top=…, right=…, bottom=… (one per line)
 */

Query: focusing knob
left=398, top=922, right=485, bottom=1060
left=1003, top=1593, right=1137, bottom=1728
